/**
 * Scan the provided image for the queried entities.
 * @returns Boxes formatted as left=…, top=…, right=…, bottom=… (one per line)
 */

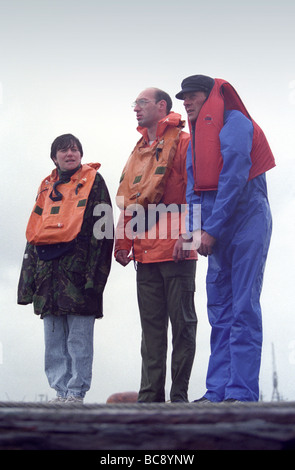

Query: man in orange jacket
left=115, top=88, right=197, bottom=402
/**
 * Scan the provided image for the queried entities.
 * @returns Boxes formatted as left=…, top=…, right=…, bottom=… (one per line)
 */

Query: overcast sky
left=0, top=0, right=294, bottom=403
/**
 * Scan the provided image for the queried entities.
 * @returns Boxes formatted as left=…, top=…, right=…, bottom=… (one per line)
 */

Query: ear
left=158, top=99, right=168, bottom=114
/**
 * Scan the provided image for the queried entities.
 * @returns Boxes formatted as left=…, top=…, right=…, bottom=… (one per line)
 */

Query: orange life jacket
left=26, top=163, right=100, bottom=245
left=116, top=112, right=185, bottom=210
left=190, top=78, right=276, bottom=192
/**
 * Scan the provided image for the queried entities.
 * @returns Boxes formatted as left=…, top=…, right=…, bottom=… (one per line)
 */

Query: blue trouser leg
left=204, top=202, right=272, bottom=402
left=44, top=315, right=95, bottom=398
left=205, top=254, right=233, bottom=402
left=225, top=216, right=271, bottom=401
left=66, top=315, right=95, bottom=397
left=44, top=315, right=71, bottom=398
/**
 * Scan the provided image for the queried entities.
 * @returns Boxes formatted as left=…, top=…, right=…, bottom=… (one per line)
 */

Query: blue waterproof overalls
left=186, top=110, right=272, bottom=401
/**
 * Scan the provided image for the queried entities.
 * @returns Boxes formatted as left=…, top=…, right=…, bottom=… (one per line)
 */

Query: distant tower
left=271, top=343, right=280, bottom=401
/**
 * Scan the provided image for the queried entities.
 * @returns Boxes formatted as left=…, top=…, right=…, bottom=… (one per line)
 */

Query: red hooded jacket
left=190, top=78, right=276, bottom=192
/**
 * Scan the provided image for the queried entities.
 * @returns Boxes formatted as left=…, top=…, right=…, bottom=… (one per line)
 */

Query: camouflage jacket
left=17, top=172, right=114, bottom=318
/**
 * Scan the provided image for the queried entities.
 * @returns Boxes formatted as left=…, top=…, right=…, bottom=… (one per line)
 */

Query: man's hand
left=173, top=235, right=192, bottom=263
left=115, top=250, right=131, bottom=266
left=198, top=231, right=216, bottom=257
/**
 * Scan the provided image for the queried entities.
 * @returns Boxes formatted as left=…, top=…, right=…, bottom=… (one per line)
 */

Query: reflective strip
left=133, top=175, right=142, bottom=184
left=50, top=206, right=60, bottom=214
left=34, top=205, right=43, bottom=216
left=155, top=166, right=166, bottom=175
left=77, top=199, right=87, bottom=207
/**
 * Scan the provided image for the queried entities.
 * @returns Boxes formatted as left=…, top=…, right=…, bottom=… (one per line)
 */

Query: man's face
left=133, top=89, right=162, bottom=128
left=183, top=91, right=207, bottom=123
left=53, top=142, right=82, bottom=172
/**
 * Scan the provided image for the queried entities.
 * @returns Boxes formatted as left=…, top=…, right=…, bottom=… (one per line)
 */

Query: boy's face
left=53, top=142, right=82, bottom=171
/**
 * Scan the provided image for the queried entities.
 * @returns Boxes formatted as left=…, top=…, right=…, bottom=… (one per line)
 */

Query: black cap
left=176, top=75, right=215, bottom=100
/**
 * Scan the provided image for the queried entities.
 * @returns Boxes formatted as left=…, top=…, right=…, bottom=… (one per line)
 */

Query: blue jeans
left=43, top=315, right=96, bottom=398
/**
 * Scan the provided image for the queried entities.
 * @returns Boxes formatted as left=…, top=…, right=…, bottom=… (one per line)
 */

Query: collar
left=137, top=112, right=183, bottom=143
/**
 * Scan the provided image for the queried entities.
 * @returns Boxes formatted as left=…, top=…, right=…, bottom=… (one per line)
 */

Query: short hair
left=50, top=134, right=83, bottom=160
left=154, top=89, right=173, bottom=114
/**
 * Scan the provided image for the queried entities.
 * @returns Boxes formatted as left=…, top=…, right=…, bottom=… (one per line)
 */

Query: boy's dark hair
left=50, top=134, right=83, bottom=160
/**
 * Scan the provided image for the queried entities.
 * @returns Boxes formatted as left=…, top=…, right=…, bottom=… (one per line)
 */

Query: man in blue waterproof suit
left=173, top=75, right=275, bottom=402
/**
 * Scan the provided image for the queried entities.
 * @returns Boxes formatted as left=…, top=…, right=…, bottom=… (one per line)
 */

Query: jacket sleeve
left=202, top=110, right=254, bottom=239
left=82, top=173, right=114, bottom=296
left=185, top=142, right=201, bottom=235
left=114, top=210, right=133, bottom=258
left=17, top=242, right=37, bottom=305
